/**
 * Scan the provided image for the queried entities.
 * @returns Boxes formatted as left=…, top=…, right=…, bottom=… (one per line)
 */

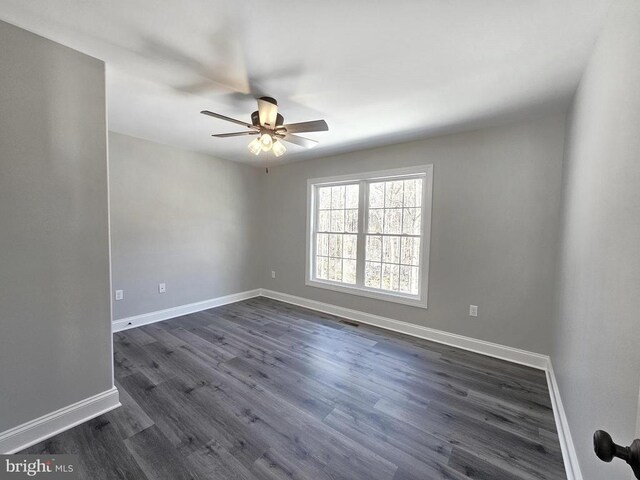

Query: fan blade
left=201, top=110, right=257, bottom=129
left=258, top=97, right=278, bottom=128
left=212, top=131, right=259, bottom=138
left=278, top=120, right=328, bottom=134
left=280, top=134, right=318, bottom=149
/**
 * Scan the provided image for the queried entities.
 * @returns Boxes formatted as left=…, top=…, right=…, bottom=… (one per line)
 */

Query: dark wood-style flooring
left=23, top=297, right=566, bottom=480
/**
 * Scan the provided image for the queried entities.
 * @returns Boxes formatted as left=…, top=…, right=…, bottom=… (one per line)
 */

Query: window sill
left=305, top=278, right=428, bottom=309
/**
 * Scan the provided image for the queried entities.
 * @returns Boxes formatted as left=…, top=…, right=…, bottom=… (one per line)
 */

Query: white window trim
left=306, top=165, right=433, bottom=309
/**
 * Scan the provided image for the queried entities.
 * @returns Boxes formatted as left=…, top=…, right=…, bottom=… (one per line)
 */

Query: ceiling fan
left=201, top=97, right=328, bottom=157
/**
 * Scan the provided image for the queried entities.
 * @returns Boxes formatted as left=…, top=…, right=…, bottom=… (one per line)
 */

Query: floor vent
left=339, top=319, right=360, bottom=327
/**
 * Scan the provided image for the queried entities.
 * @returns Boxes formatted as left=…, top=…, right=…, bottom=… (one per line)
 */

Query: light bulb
left=247, top=138, right=262, bottom=155
left=272, top=140, right=286, bottom=157
left=260, top=133, right=273, bottom=151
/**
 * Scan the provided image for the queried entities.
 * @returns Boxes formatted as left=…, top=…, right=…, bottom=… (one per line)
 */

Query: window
left=307, top=165, right=433, bottom=308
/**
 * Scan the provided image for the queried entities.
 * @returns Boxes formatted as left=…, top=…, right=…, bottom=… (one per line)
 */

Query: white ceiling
left=0, top=0, right=611, bottom=165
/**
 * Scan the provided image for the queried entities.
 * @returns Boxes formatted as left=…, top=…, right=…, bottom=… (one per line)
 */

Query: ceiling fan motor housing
left=251, top=110, right=284, bottom=128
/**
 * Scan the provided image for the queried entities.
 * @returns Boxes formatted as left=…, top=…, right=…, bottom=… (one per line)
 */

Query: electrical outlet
left=469, top=305, right=478, bottom=317
left=158, top=283, right=166, bottom=294
left=115, top=290, right=124, bottom=301
left=271, top=271, right=276, bottom=279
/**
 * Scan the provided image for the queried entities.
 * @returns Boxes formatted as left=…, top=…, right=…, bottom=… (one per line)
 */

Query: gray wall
left=109, top=132, right=263, bottom=320
left=263, top=114, right=566, bottom=355
left=552, top=0, right=640, bottom=477
left=0, top=21, right=112, bottom=432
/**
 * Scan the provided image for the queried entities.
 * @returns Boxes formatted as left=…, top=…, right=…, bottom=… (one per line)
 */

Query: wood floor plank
left=187, top=440, right=256, bottom=480
left=326, top=402, right=451, bottom=464
left=223, top=355, right=337, bottom=420
left=448, top=447, right=525, bottom=480
left=21, top=298, right=566, bottom=480
left=124, top=425, right=205, bottom=480
left=374, top=397, right=565, bottom=480
left=105, top=379, right=155, bottom=440
left=323, top=406, right=454, bottom=479
left=24, top=417, right=150, bottom=480
left=251, top=448, right=333, bottom=480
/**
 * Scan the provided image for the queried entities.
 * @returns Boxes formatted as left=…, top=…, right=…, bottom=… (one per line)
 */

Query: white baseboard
left=546, top=360, right=583, bottom=480
left=260, top=289, right=549, bottom=370
left=0, top=387, right=120, bottom=454
left=112, top=289, right=262, bottom=332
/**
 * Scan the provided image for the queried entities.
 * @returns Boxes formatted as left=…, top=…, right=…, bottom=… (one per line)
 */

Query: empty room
left=0, top=1, right=639, bottom=479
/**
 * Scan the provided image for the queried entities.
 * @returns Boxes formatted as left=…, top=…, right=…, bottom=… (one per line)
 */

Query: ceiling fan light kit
left=247, top=137, right=262, bottom=155
left=259, top=133, right=273, bottom=151
left=272, top=140, right=286, bottom=157
left=201, top=96, right=328, bottom=158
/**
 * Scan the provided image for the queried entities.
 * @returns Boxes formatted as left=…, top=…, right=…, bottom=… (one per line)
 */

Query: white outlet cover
left=158, top=283, right=166, bottom=293
left=115, top=290, right=124, bottom=301
left=469, top=305, right=478, bottom=317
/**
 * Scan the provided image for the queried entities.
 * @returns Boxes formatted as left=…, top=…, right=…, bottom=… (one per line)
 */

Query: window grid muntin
left=314, top=183, right=359, bottom=284
left=363, top=178, right=423, bottom=295
left=312, top=174, right=425, bottom=298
